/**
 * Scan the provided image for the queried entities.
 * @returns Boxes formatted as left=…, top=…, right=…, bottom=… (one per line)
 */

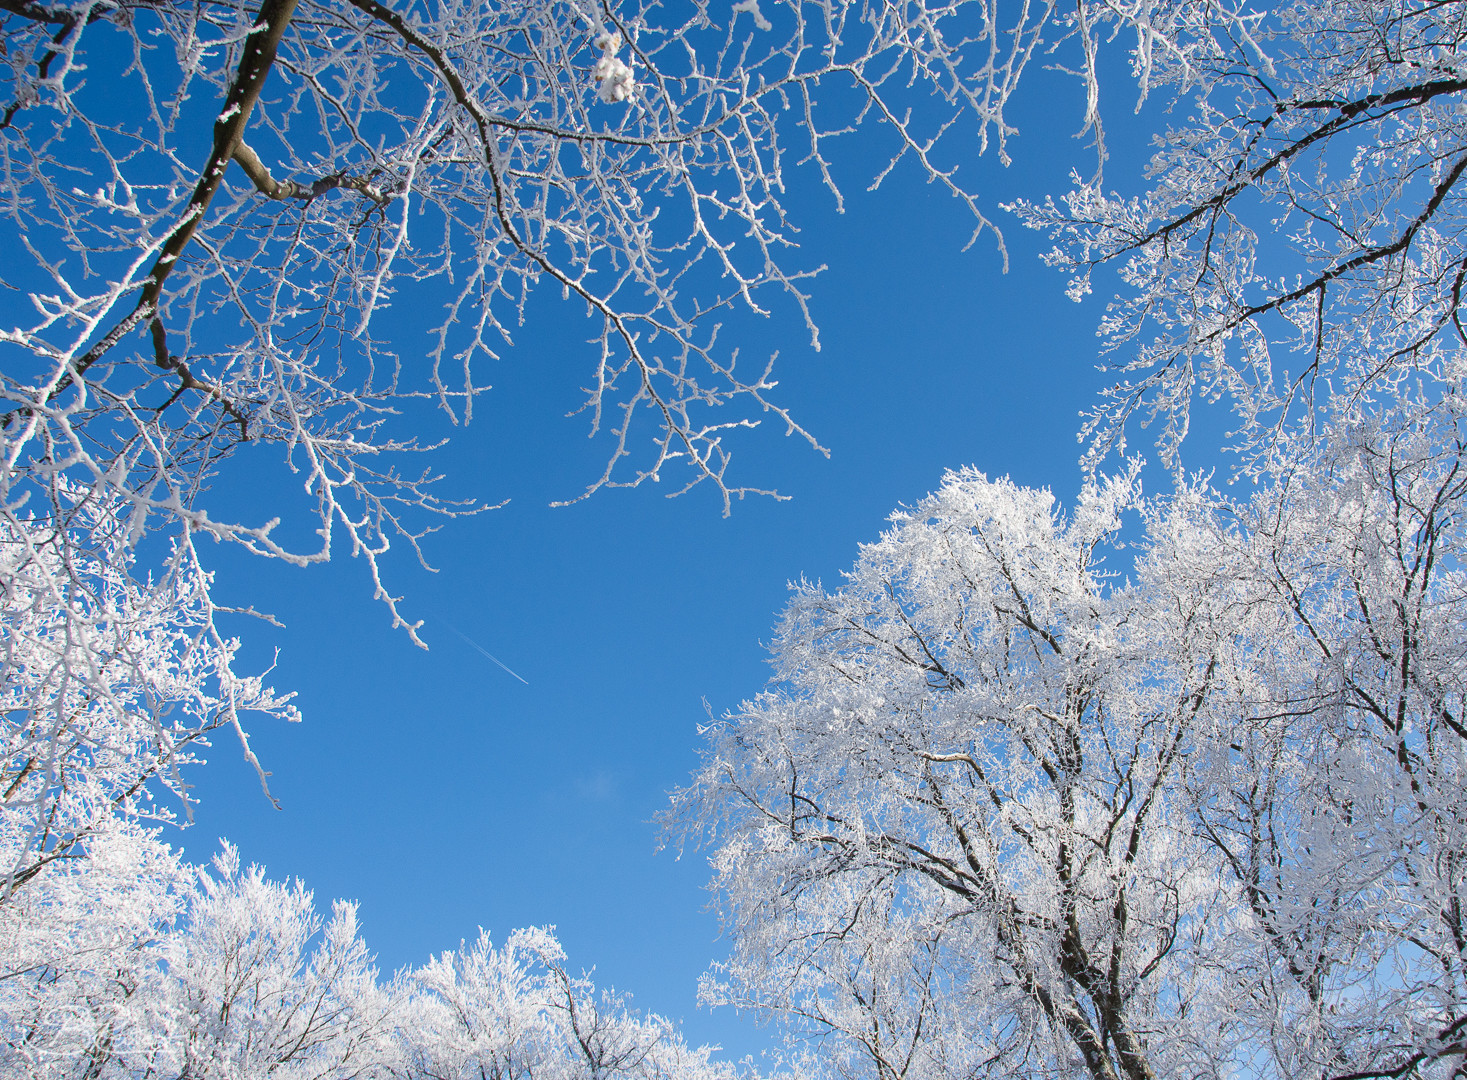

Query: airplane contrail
left=449, top=626, right=529, bottom=685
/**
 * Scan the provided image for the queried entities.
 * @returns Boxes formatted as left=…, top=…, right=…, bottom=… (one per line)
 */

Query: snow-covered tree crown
left=676, top=442, right=1467, bottom=1079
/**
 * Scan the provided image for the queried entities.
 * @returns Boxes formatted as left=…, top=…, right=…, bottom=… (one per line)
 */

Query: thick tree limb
left=148, top=319, right=249, bottom=435
left=62, top=0, right=301, bottom=391
left=232, top=139, right=391, bottom=202
left=0, top=0, right=75, bottom=25
left=1108, top=78, right=1467, bottom=263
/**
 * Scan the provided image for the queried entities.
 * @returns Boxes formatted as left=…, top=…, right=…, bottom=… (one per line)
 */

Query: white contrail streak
left=449, top=626, right=529, bottom=685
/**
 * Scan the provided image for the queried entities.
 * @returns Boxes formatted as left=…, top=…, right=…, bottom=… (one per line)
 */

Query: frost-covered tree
left=1181, top=392, right=1467, bottom=1079
left=0, top=827, right=397, bottom=1077
left=0, top=821, right=193, bottom=1078
left=404, top=926, right=739, bottom=1080
left=674, top=442, right=1467, bottom=1080
left=674, top=469, right=1223, bottom=1080
left=0, top=492, right=297, bottom=897
left=0, top=824, right=738, bottom=1080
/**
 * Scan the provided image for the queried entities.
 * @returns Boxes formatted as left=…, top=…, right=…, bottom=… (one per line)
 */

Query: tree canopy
left=677, top=420, right=1467, bottom=1078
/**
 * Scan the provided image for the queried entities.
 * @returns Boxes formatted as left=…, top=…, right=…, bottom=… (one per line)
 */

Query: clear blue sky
left=183, top=63, right=1166, bottom=1062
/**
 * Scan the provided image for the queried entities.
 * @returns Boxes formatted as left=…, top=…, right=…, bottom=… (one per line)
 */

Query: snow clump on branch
left=591, top=32, right=635, bottom=104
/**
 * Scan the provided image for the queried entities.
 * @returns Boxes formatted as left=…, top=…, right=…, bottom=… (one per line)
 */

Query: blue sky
left=181, top=63, right=1162, bottom=1062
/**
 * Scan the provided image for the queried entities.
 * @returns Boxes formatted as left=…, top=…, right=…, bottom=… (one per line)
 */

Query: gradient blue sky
left=182, top=61, right=1175, bottom=1062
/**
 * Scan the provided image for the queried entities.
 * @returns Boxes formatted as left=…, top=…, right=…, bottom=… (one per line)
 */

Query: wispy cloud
left=574, top=770, right=619, bottom=802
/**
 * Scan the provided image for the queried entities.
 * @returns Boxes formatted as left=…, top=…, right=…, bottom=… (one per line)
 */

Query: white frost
left=731, top=0, right=772, bottom=31
left=590, top=31, right=635, bottom=104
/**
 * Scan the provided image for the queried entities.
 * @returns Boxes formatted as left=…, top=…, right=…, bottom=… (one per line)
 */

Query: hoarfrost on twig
left=731, top=0, right=772, bottom=32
